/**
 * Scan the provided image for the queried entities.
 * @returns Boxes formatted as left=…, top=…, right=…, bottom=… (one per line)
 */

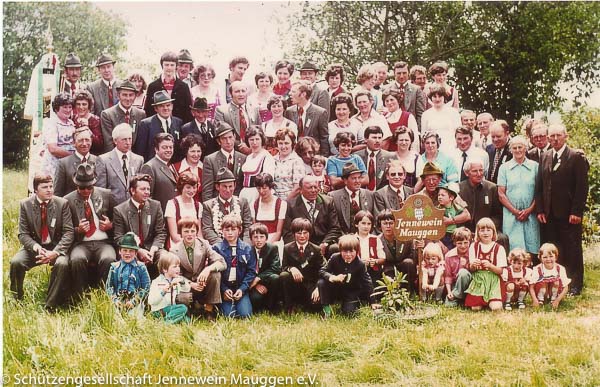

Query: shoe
left=568, top=287, right=581, bottom=296
left=504, top=302, right=512, bottom=311
left=517, top=301, right=526, bottom=309
left=444, top=298, right=458, bottom=308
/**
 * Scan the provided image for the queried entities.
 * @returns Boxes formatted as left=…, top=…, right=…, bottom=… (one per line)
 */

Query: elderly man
left=10, top=174, right=74, bottom=310
left=85, top=53, right=119, bottom=116
left=486, top=120, right=513, bottom=183
left=283, top=175, right=342, bottom=255
left=476, top=112, right=494, bottom=149
left=100, top=80, right=146, bottom=152
left=384, top=61, right=426, bottom=129
left=201, top=167, right=252, bottom=245
left=182, top=97, right=219, bottom=157
left=144, top=51, right=192, bottom=124
left=54, top=127, right=102, bottom=197
left=134, top=90, right=184, bottom=162
left=202, top=122, right=246, bottom=201
left=214, top=80, right=261, bottom=155
left=372, top=62, right=388, bottom=90
left=460, top=110, right=477, bottom=131
left=418, top=162, right=444, bottom=204
left=64, top=163, right=116, bottom=300
left=527, top=122, right=551, bottom=163
left=96, top=123, right=144, bottom=205
left=176, top=49, right=195, bottom=88
left=113, top=174, right=167, bottom=278
left=329, top=163, right=377, bottom=234
left=62, top=52, right=84, bottom=96
left=536, top=124, right=589, bottom=296
left=375, top=159, right=414, bottom=212
left=140, top=133, right=178, bottom=212
left=355, top=126, right=396, bottom=191
left=450, top=126, right=489, bottom=182
left=299, top=61, right=330, bottom=112
left=284, top=80, right=330, bottom=155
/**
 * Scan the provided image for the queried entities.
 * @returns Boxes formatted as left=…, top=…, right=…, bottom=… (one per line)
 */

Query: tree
left=284, top=2, right=600, bottom=128
left=3, top=2, right=128, bottom=167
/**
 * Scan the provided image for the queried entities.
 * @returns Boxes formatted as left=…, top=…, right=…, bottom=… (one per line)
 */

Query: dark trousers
left=385, top=258, right=417, bottom=293
left=10, top=246, right=70, bottom=308
left=546, top=216, right=584, bottom=290
left=70, top=240, right=117, bottom=300
left=280, top=271, right=319, bottom=310
left=249, top=275, right=281, bottom=311
left=317, top=278, right=370, bottom=315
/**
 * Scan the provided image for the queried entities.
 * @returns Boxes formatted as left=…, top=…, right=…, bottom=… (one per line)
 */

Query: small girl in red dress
left=528, top=243, right=571, bottom=309
left=502, top=248, right=532, bottom=310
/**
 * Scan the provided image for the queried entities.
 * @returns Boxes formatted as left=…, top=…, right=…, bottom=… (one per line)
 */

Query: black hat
left=215, top=121, right=234, bottom=138
left=116, top=80, right=137, bottom=92
left=299, top=62, right=320, bottom=72
left=177, top=49, right=194, bottom=64
left=95, top=53, right=116, bottom=67
left=190, top=97, right=210, bottom=111
left=152, top=90, right=175, bottom=106
left=64, top=53, right=82, bottom=68
left=72, top=163, right=97, bottom=187
left=342, top=162, right=363, bottom=178
left=215, top=167, right=236, bottom=183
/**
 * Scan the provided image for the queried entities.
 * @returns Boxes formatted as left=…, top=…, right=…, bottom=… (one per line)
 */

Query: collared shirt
left=297, top=101, right=311, bottom=125
left=102, top=79, right=114, bottom=88
left=233, top=103, right=249, bottom=125
left=157, top=115, right=171, bottom=132
left=345, top=187, right=360, bottom=201
left=75, top=151, right=88, bottom=161
left=302, top=196, right=317, bottom=215
left=82, top=195, right=108, bottom=242
left=118, top=103, right=130, bottom=115
left=450, top=145, right=489, bottom=176
left=390, top=185, right=405, bottom=201
left=220, top=149, right=233, bottom=160
left=553, top=144, right=567, bottom=160
left=351, top=110, right=392, bottom=139
left=131, top=198, right=145, bottom=210
left=195, top=119, right=208, bottom=133
left=115, top=149, right=130, bottom=173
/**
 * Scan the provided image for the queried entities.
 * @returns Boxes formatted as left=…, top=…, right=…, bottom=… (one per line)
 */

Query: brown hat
left=215, top=121, right=234, bottom=138
left=95, top=53, right=116, bottom=67
left=177, top=49, right=193, bottom=64
left=64, top=53, right=82, bottom=68
left=72, top=163, right=97, bottom=187
left=420, top=161, right=444, bottom=178
left=215, top=167, right=236, bottom=183
left=342, top=162, right=363, bottom=178
left=299, top=62, right=320, bottom=72
left=190, top=97, right=210, bottom=111
left=116, top=80, right=137, bottom=93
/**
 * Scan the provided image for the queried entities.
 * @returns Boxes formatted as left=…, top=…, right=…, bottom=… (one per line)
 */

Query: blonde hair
left=475, top=217, right=497, bottom=242
left=157, top=251, right=180, bottom=274
left=423, top=242, right=443, bottom=262
left=539, top=243, right=559, bottom=262
left=508, top=248, right=529, bottom=264
left=451, top=227, right=472, bottom=243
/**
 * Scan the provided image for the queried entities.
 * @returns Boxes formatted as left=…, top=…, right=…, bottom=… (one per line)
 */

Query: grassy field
left=3, top=169, right=600, bottom=386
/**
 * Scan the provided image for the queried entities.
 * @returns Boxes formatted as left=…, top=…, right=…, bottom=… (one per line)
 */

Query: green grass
left=4, top=169, right=600, bottom=385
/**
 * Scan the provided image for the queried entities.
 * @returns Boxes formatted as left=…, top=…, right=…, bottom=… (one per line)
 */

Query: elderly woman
left=239, top=126, right=276, bottom=205
left=497, top=135, right=540, bottom=257
left=128, top=72, right=147, bottom=109
left=414, top=131, right=459, bottom=191
left=261, top=95, right=297, bottom=154
left=351, top=64, right=382, bottom=111
left=273, top=60, right=294, bottom=104
left=41, top=93, right=76, bottom=177
left=325, top=64, right=346, bottom=100
left=190, top=64, right=221, bottom=120
left=170, top=134, right=204, bottom=201
left=328, top=93, right=362, bottom=155
left=382, top=89, right=419, bottom=153
left=326, top=131, right=368, bottom=189
left=272, top=128, right=305, bottom=200
left=72, top=90, right=103, bottom=155
left=248, top=72, right=275, bottom=123
left=165, top=171, right=203, bottom=246
left=391, top=126, right=420, bottom=188
left=251, top=172, right=287, bottom=243
left=420, top=84, right=462, bottom=153
left=424, top=61, right=459, bottom=109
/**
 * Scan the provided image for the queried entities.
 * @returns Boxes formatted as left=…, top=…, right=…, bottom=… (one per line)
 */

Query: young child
left=311, top=155, right=331, bottom=194
left=420, top=242, right=445, bottom=302
left=354, top=210, right=386, bottom=289
left=318, top=234, right=374, bottom=317
left=105, top=232, right=151, bottom=317
left=148, top=251, right=192, bottom=323
left=444, top=227, right=472, bottom=306
left=464, top=218, right=507, bottom=311
left=248, top=223, right=281, bottom=312
left=502, top=248, right=532, bottom=310
left=437, top=183, right=470, bottom=251
left=213, top=214, right=257, bottom=318
left=528, top=243, right=571, bottom=309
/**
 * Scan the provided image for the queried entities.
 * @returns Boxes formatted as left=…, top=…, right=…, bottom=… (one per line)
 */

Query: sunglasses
left=389, top=172, right=405, bottom=177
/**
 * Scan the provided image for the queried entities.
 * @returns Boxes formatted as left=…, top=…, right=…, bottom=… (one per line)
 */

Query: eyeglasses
left=389, top=172, right=405, bottom=177
left=199, top=73, right=214, bottom=79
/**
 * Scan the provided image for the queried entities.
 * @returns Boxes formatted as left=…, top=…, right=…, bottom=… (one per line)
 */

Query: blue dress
left=497, top=158, right=540, bottom=254
left=326, top=154, right=367, bottom=177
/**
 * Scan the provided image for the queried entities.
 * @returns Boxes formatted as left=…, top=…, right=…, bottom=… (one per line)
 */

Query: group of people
left=14, top=49, right=589, bottom=321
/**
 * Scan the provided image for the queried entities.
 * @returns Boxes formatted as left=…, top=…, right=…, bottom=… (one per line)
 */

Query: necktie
left=351, top=191, right=360, bottom=214
left=81, top=155, right=87, bottom=164
left=186, top=246, right=194, bottom=267
left=200, top=123, right=206, bottom=134
left=238, top=105, right=247, bottom=142
left=223, top=200, right=230, bottom=215
left=552, top=152, right=559, bottom=169
left=227, top=154, right=234, bottom=172
left=299, top=245, right=304, bottom=259
left=490, top=148, right=502, bottom=181
left=84, top=200, right=97, bottom=237
left=40, top=201, right=49, bottom=243
left=70, top=82, right=76, bottom=97
left=308, top=201, right=315, bottom=220
left=368, top=151, right=376, bottom=190
left=460, top=151, right=468, bottom=181
left=124, top=110, right=130, bottom=124
left=297, top=106, right=304, bottom=137
left=108, top=82, right=113, bottom=107
left=163, top=119, right=170, bottom=133
left=481, top=136, right=487, bottom=149
left=137, top=202, right=145, bottom=247
left=122, top=154, right=128, bottom=180
left=397, top=189, right=404, bottom=208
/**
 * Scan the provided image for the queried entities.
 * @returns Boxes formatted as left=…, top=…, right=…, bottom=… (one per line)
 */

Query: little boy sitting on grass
left=148, top=251, right=191, bottom=324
